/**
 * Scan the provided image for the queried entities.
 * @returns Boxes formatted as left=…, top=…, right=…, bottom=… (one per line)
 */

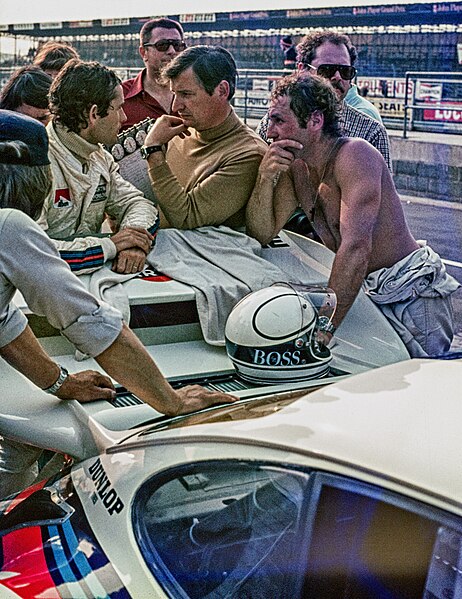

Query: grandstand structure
left=0, top=2, right=461, bottom=76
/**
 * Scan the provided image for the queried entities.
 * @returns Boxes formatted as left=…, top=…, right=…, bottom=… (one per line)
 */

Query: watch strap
left=43, top=365, right=69, bottom=395
left=140, top=145, right=164, bottom=159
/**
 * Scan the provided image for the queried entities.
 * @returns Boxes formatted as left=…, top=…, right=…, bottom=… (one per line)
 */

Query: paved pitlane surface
left=402, top=196, right=462, bottom=350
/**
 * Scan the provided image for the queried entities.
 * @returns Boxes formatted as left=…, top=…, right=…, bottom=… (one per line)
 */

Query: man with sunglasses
left=257, top=30, right=389, bottom=169
left=298, top=30, right=382, bottom=123
left=121, top=18, right=186, bottom=131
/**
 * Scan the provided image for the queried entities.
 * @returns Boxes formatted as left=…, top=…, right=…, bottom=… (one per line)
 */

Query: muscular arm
left=246, top=140, right=301, bottom=245
left=327, top=142, right=383, bottom=330
left=95, top=324, right=235, bottom=416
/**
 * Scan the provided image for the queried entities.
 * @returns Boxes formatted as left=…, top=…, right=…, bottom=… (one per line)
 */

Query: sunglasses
left=307, top=63, right=357, bottom=81
left=143, top=39, right=186, bottom=52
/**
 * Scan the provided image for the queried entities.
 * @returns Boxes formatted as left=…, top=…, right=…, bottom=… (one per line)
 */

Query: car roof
left=126, top=358, right=462, bottom=509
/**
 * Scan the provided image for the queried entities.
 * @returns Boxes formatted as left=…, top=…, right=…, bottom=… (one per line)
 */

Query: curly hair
left=0, top=66, right=52, bottom=110
left=272, top=73, right=342, bottom=137
left=49, top=60, right=120, bottom=133
left=297, top=30, right=358, bottom=67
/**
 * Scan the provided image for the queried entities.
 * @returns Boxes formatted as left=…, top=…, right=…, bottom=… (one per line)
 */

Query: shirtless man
left=246, top=74, right=458, bottom=357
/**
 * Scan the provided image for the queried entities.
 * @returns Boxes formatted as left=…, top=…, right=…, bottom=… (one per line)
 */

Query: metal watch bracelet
left=317, top=316, right=336, bottom=335
left=43, top=365, right=69, bottom=395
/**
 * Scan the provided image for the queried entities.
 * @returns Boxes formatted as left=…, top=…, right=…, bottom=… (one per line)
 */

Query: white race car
left=1, top=356, right=461, bottom=599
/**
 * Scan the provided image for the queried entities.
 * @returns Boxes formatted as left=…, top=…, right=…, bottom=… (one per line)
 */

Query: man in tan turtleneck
left=142, top=45, right=267, bottom=230
left=38, top=59, right=159, bottom=275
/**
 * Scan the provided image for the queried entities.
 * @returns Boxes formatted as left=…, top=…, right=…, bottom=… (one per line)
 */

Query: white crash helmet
left=225, top=283, right=333, bottom=384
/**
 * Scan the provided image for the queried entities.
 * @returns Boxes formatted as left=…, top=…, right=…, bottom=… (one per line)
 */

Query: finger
left=114, top=257, right=127, bottom=273
left=204, top=390, right=239, bottom=403
left=78, top=387, right=116, bottom=402
left=124, top=234, right=152, bottom=253
left=184, top=385, right=238, bottom=403
left=92, top=373, right=115, bottom=390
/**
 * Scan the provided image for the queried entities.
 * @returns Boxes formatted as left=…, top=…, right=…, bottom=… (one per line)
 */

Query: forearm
left=147, top=156, right=195, bottom=228
left=108, top=166, right=160, bottom=233
left=53, top=236, right=115, bottom=274
left=148, top=151, right=261, bottom=229
left=246, top=173, right=279, bottom=244
left=328, top=247, right=370, bottom=329
left=94, top=324, right=180, bottom=415
left=0, top=326, right=62, bottom=390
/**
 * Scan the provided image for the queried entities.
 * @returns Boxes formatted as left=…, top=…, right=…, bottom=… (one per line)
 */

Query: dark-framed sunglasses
left=143, top=39, right=186, bottom=52
left=307, top=63, right=357, bottom=81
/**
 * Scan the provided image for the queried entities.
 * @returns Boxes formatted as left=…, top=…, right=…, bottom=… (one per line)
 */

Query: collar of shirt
left=195, top=108, right=239, bottom=143
left=122, top=69, right=145, bottom=100
left=53, top=121, right=100, bottom=165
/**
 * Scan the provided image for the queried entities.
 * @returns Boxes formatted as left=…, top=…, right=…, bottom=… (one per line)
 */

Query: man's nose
left=172, top=96, right=182, bottom=112
left=267, top=123, right=277, bottom=139
left=120, top=108, right=127, bottom=124
left=330, top=69, right=343, bottom=81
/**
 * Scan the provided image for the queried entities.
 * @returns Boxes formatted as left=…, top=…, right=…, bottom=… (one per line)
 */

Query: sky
left=0, top=0, right=432, bottom=25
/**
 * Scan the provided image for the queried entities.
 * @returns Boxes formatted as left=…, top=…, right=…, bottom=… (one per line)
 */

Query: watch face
left=111, top=143, right=125, bottom=161
left=123, top=136, right=137, bottom=154
left=135, top=129, right=147, bottom=146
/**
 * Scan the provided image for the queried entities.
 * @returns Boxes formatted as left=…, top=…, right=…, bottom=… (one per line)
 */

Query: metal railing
left=2, top=65, right=461, bottom=136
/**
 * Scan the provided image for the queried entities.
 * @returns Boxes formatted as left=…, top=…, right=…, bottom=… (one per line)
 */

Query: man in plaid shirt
left=257, top=30, right=390, bottom=170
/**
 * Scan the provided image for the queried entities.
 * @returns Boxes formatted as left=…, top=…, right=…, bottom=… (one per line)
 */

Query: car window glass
left=133, top=462, right=312, bottom=598
left=132, top=463, right=462, bottom=599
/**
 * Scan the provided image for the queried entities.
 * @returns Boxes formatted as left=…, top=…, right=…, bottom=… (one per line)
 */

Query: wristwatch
left=317, top=316, right=335, bottom=336
left=43, top=365, right=69, bottom=395
left=140, top=145, right=164, bottom=159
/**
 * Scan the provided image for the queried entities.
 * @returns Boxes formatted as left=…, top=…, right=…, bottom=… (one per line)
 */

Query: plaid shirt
left=256, top=101, right=391, bottom=170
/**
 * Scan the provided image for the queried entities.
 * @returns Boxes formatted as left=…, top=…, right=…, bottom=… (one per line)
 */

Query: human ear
left=88, top=104, right=99, bottom=125
left=309, top=110, right=324, bottom=130
left=216, top=80, right=230, bottom=99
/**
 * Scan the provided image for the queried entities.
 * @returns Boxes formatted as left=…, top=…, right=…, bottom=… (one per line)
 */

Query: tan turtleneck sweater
left=148, top=109, right=267, bottom=230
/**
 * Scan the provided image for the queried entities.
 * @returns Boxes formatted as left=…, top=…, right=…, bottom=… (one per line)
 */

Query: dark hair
left=33, top=41, right=80, bottom=73
left=297, top=30, right=358, bottom=67
left=163, top=45, right=237, bottom=100
left=0, top=158, right=52, bottom=219
left=140, top=18, right=184, bottom=45
left=272, top=73, right=342, bottom=137
left=0, top=66, right=52, bottom=110
left=49, top=60, right=120, bottom=132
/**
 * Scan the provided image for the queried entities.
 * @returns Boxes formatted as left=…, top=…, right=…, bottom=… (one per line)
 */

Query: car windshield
left=133, top=462, right=462, bottom=599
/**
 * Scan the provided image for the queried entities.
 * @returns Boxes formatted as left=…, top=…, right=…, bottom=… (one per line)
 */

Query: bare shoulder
left=335, top=137, right=384, bottom=176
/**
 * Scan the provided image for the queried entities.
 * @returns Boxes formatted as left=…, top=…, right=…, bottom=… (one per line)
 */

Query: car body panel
left=2, top=232, right=408, bottom=461
left=1, top=358, right=462, bottom=598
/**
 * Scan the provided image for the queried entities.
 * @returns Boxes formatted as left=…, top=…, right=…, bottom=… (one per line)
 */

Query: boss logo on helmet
left=253, top=349, right=302, bottom=366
